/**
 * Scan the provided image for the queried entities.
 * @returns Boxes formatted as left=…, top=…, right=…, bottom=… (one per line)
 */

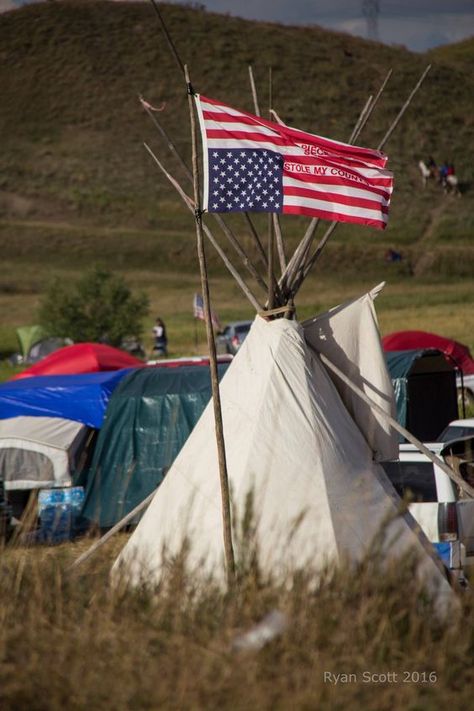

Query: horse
left=418, top=160, right=437, bottom=187
left=442, top=173, right=462, bottom=197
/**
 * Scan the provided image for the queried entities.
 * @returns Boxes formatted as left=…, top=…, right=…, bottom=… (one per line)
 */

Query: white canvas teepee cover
left=112, top=314, right=452, bottom=605
left=303, top=282, right=398, bottom=462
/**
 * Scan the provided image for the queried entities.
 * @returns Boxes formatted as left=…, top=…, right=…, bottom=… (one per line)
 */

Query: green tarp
left=385, top=350, right=421, bottom=430
left=16, top=325, right=47, bottom=358
left=80, top=362, right=230, bottom=528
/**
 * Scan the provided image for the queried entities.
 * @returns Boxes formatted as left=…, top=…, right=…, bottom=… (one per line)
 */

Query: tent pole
left=292, top=66, right=431, bottom=297
left=248, top=63, right=282, bottom=305
left=286, top=69, right=392, bottom=294
left=280, top=95, right=372, bottom=296
left=248, top=65, right=261, bottom=118
left=69, top=488, right=158, bottom=572
left=185, top=66, right=236, bottom=582
left=318, top=352, right=474, bottom=499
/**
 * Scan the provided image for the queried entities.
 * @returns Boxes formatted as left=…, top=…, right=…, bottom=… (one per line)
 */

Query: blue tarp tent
left=0, top=370, right=132, bottom=428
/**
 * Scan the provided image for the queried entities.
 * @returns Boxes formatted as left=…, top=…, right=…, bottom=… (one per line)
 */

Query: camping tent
left=383, top=331, right=474, bottom=375
left=0, top=416, right=91, bottom=491
left=11, top=342, right=145, bottom=380
left=0, top=370, right=131, bottom=428
left=112, top=293, right=452, bottom=608
left=385, top=349, right=458, bottom=442
left=80, top=360, right=231, bottom=528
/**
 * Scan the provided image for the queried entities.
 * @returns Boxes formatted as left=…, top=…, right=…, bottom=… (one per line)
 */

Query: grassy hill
left=0, top=1, right=473, bottom=359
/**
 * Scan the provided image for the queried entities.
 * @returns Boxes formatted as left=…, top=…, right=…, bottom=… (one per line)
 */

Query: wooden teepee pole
left=185, top=65, right=235, bottom=582
left=282, top=68, right=393, bottom=297
left=248, top=64, right=283, bottom=306
left=291, top=65, right=431, bottom=296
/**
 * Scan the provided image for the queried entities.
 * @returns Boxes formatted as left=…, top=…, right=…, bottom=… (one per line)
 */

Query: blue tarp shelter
left=0, top=370, right=132, bottom=428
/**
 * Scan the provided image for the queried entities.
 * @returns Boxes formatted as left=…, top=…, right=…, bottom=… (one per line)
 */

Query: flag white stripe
left=203, top=120, right=279, bottom=138
left=283, top=194, right=388, bottom=222
left=283, top=175, right=392, bottom=205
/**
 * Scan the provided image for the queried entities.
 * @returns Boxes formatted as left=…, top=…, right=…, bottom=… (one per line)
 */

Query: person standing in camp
left=152, top=317, right=168, bottom=357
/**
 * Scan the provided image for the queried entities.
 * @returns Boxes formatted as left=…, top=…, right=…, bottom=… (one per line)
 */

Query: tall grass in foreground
left=0, top=538, right=473, bottom=710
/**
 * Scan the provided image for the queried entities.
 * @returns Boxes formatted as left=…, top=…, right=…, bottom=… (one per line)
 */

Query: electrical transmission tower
left=362, top=0, right=380, bottom=42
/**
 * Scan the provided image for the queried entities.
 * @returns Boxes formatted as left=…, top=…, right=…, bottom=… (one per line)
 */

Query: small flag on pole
left=193, top=293, right=221, bottom=330
left=195, top=95, right=393, bottom=230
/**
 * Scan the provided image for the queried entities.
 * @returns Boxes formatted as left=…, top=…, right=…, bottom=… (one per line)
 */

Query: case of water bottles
left=37, top=486, right=85, bottom=543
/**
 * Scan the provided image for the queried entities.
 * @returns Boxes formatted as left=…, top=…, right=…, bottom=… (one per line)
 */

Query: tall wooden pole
left=185, top=66, right=235, bottom=583
left=266, top=66, right=276, bottom=309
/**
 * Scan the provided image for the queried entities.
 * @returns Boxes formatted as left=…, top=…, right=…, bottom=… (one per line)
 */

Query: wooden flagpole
left=248, top=65, right=261, bottom=118
left=149, top=2, right=271, bottom=299
left=145, top=2, right=235, bottom=578
left=185, top=65, right=235, bottom=582
left=267, top=67, right=287, bottom=276
left=141, top=99, right=269, bottom=296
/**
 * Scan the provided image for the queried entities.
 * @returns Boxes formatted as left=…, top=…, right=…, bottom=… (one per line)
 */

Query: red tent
left=382, top=331, right=474, bottom=375
left=11, top=343, right=145, bottom=380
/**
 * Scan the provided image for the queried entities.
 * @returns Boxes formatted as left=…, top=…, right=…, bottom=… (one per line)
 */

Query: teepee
left=112, top=289, right=452, bottom=607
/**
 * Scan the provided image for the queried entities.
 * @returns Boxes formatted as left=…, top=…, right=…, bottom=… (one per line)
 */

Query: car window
left=235, top=324, right=250, bottom=335
left=438, top=425, right=474, bottom=442
left=381, top=461, right=438, bottom=502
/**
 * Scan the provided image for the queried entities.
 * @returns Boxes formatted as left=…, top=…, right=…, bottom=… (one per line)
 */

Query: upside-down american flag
left=195, top=95, right=394, bottom=230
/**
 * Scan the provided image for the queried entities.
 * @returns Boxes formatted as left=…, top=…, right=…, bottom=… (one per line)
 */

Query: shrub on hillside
left=38, top=266, right=149, bottom=347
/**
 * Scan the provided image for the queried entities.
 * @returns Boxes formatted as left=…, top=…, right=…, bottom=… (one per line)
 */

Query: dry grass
left=0, top=535, right=473, bottom=710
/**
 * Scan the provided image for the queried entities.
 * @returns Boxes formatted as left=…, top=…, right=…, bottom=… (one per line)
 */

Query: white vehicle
left=437, top=418, right=474, bottom=443
left=382, top=442, right=474, bottom=576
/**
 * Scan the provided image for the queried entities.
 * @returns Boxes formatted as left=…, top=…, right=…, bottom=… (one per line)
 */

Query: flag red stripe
left=283, top=185, right=390, bottom=214
left=283, top=204, right=387, bottom=229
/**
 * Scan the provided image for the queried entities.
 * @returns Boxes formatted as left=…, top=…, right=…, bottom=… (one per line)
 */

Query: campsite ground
left=1, top=534, right=474, bottom=710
